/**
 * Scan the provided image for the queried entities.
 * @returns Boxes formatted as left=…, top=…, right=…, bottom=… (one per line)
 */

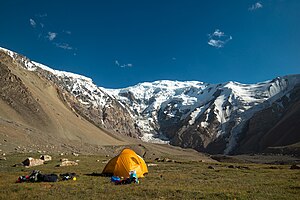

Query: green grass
left=0, top=153, right=299, bottom=199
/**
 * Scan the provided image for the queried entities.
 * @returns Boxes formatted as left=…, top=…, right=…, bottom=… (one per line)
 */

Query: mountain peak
left=1, top=46, right=300, bottom=154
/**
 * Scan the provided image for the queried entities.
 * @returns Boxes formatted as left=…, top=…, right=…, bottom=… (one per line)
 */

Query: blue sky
left=0, top=0, right=299, bottom=88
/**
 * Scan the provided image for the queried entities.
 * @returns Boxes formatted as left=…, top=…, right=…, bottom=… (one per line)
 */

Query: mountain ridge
left=1, top=46, right=299, bottom=155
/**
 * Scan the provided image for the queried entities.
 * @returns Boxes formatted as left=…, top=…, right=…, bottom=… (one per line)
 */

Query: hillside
left=0, top=48, right=212, bottom=161
left=1, top=47, right=300, bottom=155
left=0, top=50, right=128, bottom=153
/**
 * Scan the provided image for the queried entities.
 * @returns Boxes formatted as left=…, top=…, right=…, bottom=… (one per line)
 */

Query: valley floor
left=0, top=153, right=299, bottom=199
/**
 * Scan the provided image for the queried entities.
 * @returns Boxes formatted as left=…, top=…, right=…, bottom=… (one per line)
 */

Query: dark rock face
left=235, top=85, right=300, bottom=154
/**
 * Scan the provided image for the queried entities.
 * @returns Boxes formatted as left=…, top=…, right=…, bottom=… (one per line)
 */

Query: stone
left=22, top=157, right=44, bottom=167
left=72, top=152, right=79, bottom=157
left=40, top=155, right=52, bottom=161
left=147, top=163, right=158, bottom=167
left=59, top=160, right=78, bottom=167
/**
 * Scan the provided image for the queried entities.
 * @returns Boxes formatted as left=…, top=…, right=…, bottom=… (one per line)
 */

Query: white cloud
left=115, top=60, right=133, bottom=68
left=249, top=2, right=263, bottom=11
left=47, top=32, right=57, bottom=41
left=120, top=64, right=133, bottom=68
left=212, top=29, right=225, bottom=37
left=55, top=43, right=73, bottom=50
left=63, top=30, right=72, bottom=35
left=29, top=19, right=36, bottom=28
left=208, top=39, right=225, bottom=48
left=208, top=29, right=232, bottom=48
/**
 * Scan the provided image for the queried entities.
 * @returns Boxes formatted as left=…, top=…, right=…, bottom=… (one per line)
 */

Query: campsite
left=0, top=149, right=299, bottom=199
left=1, top=1, right=300, bottom=199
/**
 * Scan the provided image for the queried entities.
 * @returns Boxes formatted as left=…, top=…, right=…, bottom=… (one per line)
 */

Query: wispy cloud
left=115, top=60, right=120, bottom=66
left=29, top=19, right=36, bottom=28
left=55, top=43, right=73, bottom=50
left=63, top=30, right=72, bottom=35
left=29, top=14, right=75, bottom=53
left=125, top=64, right=133, bottom=68
left=47, top=32, right=57, bottom=41
left=208, top=29, right=232, bottom=48
left=115, top=60, right=133, bottom=68
left=211, top=29, right=225, bottom=37
left=249, top=2, right=263, bottom=11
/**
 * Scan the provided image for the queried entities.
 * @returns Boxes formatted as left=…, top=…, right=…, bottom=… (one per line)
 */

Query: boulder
left=40, top=155, right=52, bottom=161
left=59, top=160, right=78, bottom=167
left=147, top=163, right=158, bottom=167
left=22, top=157, right=44, bottom=167
left=72, top=152, right=79, bottom=157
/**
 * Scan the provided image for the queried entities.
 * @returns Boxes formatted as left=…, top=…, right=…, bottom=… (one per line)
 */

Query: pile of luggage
left=16, top=170, right=77, bottom=183
left=111, top=170, right=139, bottom=185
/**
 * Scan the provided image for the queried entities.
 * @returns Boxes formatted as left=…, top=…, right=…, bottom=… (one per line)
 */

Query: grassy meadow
left=0, top=153, right=299, bottom=199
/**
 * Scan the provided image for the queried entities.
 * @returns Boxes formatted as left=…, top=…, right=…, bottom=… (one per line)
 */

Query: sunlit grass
left=0, top=153, right=299, bottom=199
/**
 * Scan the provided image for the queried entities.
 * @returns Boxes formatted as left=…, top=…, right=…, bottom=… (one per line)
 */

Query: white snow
left=0, top=47, right=15, bottom=58
left=2, top=46, right=300, bottom=150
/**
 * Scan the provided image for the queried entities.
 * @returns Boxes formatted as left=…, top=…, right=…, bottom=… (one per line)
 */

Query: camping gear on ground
left=114, top=177, right=132, bottom=185
left=111, top=176, right=121, bottom=182
left=16, top=171, right=75, bottom=183
left=16, top=175, right=30, bottom=183
left=60, top=173, right=77, bottom=181
left=16, top=170, right=57, bottom=183
left=102, top=148, right=148, bottom=178
left=111, top=175, right=139, bottom=185
left=129, top=170, right=139, bottom=183
left=40, top=174, right=58, bottom=182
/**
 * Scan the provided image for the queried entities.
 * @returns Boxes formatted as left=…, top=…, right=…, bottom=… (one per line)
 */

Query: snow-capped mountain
left=1, top=47, right=299, bottom=154
left=105, top=76, right=300, bottom=154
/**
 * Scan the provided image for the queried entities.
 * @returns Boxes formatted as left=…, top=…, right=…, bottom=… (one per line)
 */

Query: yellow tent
left=102, top=148, right=148, bottom=178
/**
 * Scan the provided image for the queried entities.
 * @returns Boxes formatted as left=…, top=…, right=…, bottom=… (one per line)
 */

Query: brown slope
left=0, top=51, right=126, bottom=152
left=0, top=50, right=213, bottom=162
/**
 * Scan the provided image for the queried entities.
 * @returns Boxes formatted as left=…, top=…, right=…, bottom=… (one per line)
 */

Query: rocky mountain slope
left=1, top=47, right=299, bottom=155
left=0, top=48, right=130, bottom=154
left=107, top=77, right=300, bottom=154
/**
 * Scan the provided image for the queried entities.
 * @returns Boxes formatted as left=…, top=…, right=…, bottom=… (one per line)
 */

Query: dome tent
left=102, top=148, right=148, bottom=178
